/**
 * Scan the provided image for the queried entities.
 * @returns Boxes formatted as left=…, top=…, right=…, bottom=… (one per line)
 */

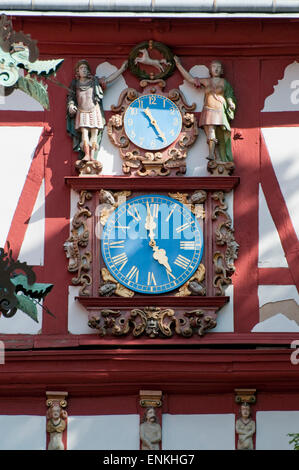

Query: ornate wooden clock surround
left=64, top=41, right=239, bottom=343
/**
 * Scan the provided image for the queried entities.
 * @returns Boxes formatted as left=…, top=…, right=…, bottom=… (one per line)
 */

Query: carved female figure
left=174, top=56, right=236, bottom=162
left=67, top=59, right=127, bottom=162
left=140, top=407, right=162, bottom=450
left=46, top=403, right=67, bottom=450
left=235, top=402, right=256, bottom=450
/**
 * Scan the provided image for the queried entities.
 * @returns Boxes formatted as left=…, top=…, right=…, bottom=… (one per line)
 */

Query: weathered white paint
left=162, top=413, right=235, bottom=450
left=185, top=128, right=210, bottom=177
left=212, top=284, right=234, bottom=332
left=19, top=179, right=45, bottom=266
left=256, top=411, right=299, bottom=450
left=96, top=62, right=128, bottom=112
left=252, top=313, right=299, bottom=332
left=262, top=61, right=299, bottom=112
left=0, top=415, right=46, bottom=450
left=0, top=303, right=42, bottom=334
left=262, top=127, right=299, bottom=239
left=67, top=415, right=140, bottom=450
left=258, top=184, right=288, bottom=267
left=258, top=285, right=299, bottom=306
left=0, top=126, right=43, bottom=247
left=68, top=286, right=93, bottom=334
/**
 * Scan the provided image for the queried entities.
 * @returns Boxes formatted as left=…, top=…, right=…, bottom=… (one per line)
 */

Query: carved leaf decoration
left=11, top=274, right=53, bottom=300
left=16, top=76, right=49, bottom=109
left=15, top=293, right=38, bottom=322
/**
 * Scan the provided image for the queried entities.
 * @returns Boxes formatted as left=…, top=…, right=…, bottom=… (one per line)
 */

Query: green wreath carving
left=128, top=41, right=175, bottom=80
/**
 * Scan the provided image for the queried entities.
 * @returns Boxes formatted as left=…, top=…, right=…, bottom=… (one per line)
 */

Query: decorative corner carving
left=235, top=389, right=257, bottom=404
left=98, top=189, right=131, bottom=226
left=212, top=191, right=239, bottom=295
left=129, top=40, right=175, bottom=81
left=139, top=390, right=162, bottom=408
left=67, top=59, right=127, bottom=170
left=64, top=190, right=92, bottom=296
left=46, top=391, right=68, bottom=451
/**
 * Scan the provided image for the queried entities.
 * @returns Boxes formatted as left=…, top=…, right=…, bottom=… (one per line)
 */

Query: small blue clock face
left=101, top=195, right=204, bottom=294
left=123, top=94, right=182, bottom=150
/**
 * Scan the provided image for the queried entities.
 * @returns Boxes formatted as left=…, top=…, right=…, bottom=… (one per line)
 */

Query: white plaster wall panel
left=0, top=126, right=43, bottom=247
left=212, top=284, right=234, bottom=332
left=256, top=411, right=299, bottom=450
left=68, top=286, right=93, bottom=334
left=252, top=313, right=299, bottom=332
left=252, top=285, right=299, bottom=332
left=0, top=415, right=46, bottom=450
left=258, top=185, right=288, bottom=267
left=0, top=303, right=42, bottom=334
left=262, top=127, right=299, bottom=239
left=67, top=415, right=140, bottom=450
left=262, top=62, right=299, bottom=112
left=19, top=179, right=45, bottom=266
left=162, top=413, right=235, bottom=450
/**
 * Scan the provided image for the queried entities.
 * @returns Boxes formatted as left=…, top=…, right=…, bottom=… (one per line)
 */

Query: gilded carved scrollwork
left=212, top=191, right=239, bottom=295
left=64, top=191, right=92, bottom=296
left=107, top=83, right=198, bottom=177
left=88, top=305, right=217, bottom=338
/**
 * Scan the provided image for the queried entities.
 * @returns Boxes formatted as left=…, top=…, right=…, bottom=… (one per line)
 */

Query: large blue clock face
left=123, top=94, right=182, bottom=150
left=101, top=195, right=204, bottom=294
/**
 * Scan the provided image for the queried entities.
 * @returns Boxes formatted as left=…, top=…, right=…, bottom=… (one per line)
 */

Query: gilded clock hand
left=145, top=201, right=156, bottom=240
left=149, top=239, right=172, bottom=273
left=143, top=107, right=167, bottom=143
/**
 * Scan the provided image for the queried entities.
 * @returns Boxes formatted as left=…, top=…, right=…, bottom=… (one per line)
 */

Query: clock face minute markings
left=101, top=195, right=204, bottom=294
